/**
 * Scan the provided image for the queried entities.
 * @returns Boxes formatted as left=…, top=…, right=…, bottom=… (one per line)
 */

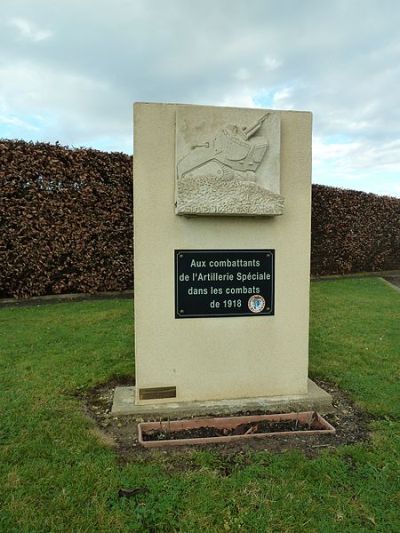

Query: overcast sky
left=1, top=0, right=399, bottom=197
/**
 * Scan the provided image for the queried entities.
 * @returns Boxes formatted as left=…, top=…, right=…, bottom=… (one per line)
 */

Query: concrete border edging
left=379, top=277, right=400, bottom=293
left=0, top=290, right=133, bottom=308
left=311, top=269, right=400, bottom=282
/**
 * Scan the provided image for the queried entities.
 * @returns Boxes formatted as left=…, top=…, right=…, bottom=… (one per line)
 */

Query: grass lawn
left=0, top=278, right=399, bottom=532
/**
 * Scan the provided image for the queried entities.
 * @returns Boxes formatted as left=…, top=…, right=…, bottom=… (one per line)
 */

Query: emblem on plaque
left=248, top=294, right=266, bottom=314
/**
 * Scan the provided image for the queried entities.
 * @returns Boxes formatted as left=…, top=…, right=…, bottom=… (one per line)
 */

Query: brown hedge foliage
left=311, top=185, right=400, bottom=275
left=1, top=140, right=399, bottom=298
left=0, top=140, right=133, bottom=298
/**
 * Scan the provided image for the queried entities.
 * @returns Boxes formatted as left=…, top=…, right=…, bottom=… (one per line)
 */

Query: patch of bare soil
left=143, top=413, right=320, bottom=441
left=78, top=377, right=373, bottom=465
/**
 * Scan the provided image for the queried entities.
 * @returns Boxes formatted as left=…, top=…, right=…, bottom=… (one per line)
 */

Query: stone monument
left=112, top=102, right=332, bottom=416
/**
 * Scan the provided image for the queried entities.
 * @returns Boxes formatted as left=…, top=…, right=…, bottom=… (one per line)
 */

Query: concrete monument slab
left=131, top=102, right=330, bottom=413
left=112, top=379, right=334, bottom=417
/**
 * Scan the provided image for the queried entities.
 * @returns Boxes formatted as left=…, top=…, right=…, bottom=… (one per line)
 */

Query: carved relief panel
left=175, top=107, right=284, bottom=216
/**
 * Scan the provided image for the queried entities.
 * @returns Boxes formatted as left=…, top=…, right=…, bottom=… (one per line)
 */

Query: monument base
left=111, top=379, right=333, bottom=418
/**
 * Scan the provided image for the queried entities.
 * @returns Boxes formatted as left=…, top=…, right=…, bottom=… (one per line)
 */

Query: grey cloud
left=0, top=0, right=399, bottom=194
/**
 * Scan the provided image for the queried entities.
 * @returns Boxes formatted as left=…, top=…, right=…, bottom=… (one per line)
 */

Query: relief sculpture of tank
left=177, top=113, right=269, bottom=183
left=175, top=108, right=284, bottom=216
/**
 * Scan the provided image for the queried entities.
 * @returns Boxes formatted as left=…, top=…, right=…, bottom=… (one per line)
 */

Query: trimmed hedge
left=0, top=140, right=399, bottom=298
left=312, top=185, right=400, bottom=275
left=0, top=140, right=133, bottom=298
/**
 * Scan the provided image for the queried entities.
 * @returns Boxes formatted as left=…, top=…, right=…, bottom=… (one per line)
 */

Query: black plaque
left=175, top=249, right=275, bottom=318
